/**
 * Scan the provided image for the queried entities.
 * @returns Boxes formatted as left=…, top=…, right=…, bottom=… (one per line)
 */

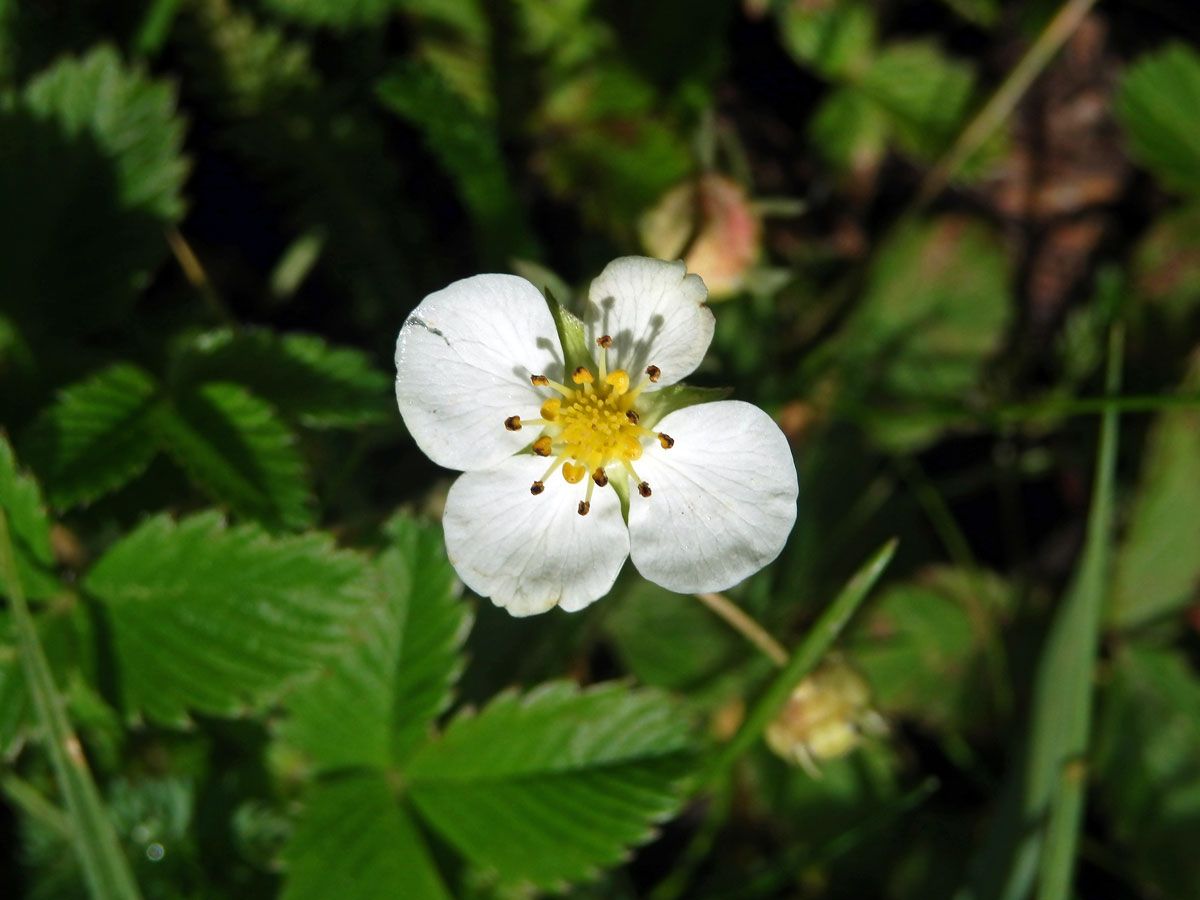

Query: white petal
left=442, top=454, right=629, bottom=616
left=628, top=400, right=797, bottom=593
left=395, top=274, right=562, bottom=472
left=584, top=257, right=714, bottom=386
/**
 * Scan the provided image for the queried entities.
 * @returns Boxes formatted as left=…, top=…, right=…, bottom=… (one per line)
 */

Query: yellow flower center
left=504, top=335, right=671, bottom=515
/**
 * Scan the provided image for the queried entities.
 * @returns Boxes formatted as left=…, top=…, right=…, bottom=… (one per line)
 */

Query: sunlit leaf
left=155, top=382, right=314, bottom=531
left=22, top=363, right=160, bottom=509
left=280, top=515, right=468, bottom=772
left=0, top=436, right=57, bottom=600
left=407, top=681, right=696, bottom=887
left=282, top=773, right=451, bottom=900
left=1116, top=43, right=1200, bottom=198
left=860, top=41, right=977, bottom=163
left=83, top=511, right=372, bottom=724
left=21, top=45, right=186, bottom=218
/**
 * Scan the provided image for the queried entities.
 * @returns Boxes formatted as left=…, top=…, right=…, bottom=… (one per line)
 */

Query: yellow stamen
left=658, top=432, right=674, bottom=449
left=596, top=335, right=611, bottom=382
left=540, top=398, right=561, bottom=421
left=562, top=462, right=587, bottom=484
left=605, top=369, right=630, bottom=395
left=572, top=366, right=595, bottom=385
left=532, top=436, right=553, bottom=457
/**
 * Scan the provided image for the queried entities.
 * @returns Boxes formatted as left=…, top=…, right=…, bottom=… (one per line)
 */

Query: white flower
left=394, top=256, right=798, bottom=616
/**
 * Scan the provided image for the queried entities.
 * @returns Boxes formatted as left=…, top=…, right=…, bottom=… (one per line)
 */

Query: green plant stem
left=1035, top=326, right=1124, bottom=900
left=1, top=774, right=74, bottom=840
left=0, top=508, right=141, bottom=900
left=914, top=0, right=1099, bottom=208
left=705, top=539, right=897, bottom=783
left=694, top=592, right=788, bottom=666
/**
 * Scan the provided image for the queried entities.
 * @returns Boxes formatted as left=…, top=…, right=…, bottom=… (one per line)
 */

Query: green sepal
left=636, top=384, right=731, bottom=429
left=543, top=288, right=596, bottom=376
left=610, top=468, right=631, bottom=523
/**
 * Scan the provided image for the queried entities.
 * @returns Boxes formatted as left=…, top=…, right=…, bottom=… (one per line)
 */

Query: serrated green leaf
left=0, top=436, right=57, bottom=600
left=1116, top=43, right=1200, bottom=198
left=810, top=85, right=889, bottom=173
left=841, top=217, right=1011, bottom=449
left=282, top=773, right=451, bottom=900
left=850, top=566, right=1009, bottom=729
left=407, top=681, right=696, bottom=887
left=22, top=363, right=160, bottom=509
left=21, top=45, right=187, bottom=219
left=1109, top=352, right=1200, bottom=628
left=376, top=63, right=535, bottom=262
left=860, top=41, right=977, bottom=163
left=172, top=330, right=391, bottom=428
left=778, top=0, right=875, bottom=79
left=83, top=511, right=372, bottom=724
left=0, top=46, right=187, bottom=330
left=1094, top=647, right=1200, bottom=899
left=280, top=515, right=468, bottom=772
left=155, top=382, right=314, bottom=531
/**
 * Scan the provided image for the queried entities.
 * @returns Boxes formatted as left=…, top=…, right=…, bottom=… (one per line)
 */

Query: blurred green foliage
left=2, top=1, right=1200, bottom=899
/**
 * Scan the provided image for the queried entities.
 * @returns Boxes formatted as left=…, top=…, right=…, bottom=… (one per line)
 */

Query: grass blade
left=1034, top=326, right=1124, bottom=899
left=0, top=508, right=142, bottom=900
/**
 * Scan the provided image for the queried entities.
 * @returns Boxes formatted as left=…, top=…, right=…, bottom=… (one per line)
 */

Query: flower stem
left=694, top=592, right=787, bottom=667
left=0, top=508, right=142, bottom=900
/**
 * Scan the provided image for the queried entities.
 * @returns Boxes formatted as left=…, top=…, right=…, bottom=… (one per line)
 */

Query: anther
left=532, top=436, right=553, bottom=457
left=658, top=432, right=674, bottom=449
left=592, top=467, right=608, bottom=487
left=638, top=481, right=652, bottom=497
left=645, top=365, right=661, bottom=383
left=531, top=374, right=549, bottom=386
left=597, top=335, right=613, bottom=348
left=530, top=481, right=545, bottom=495
left=578, top=500, right=590, bottom=516
left=572, top=366, right=595, bottom=384
left=605, top=369, right=630, bottom=394
left=540, top=398, right=561, bottom=421
left=562, top=462, right=587, bottom=484
left=626, top=410, right=640, bottom=424
left=505, top=416, right=522, bottom=431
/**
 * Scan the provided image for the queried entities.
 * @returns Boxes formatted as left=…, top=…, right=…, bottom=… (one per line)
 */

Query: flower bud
left=765, top=658, right=883, bottom=775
